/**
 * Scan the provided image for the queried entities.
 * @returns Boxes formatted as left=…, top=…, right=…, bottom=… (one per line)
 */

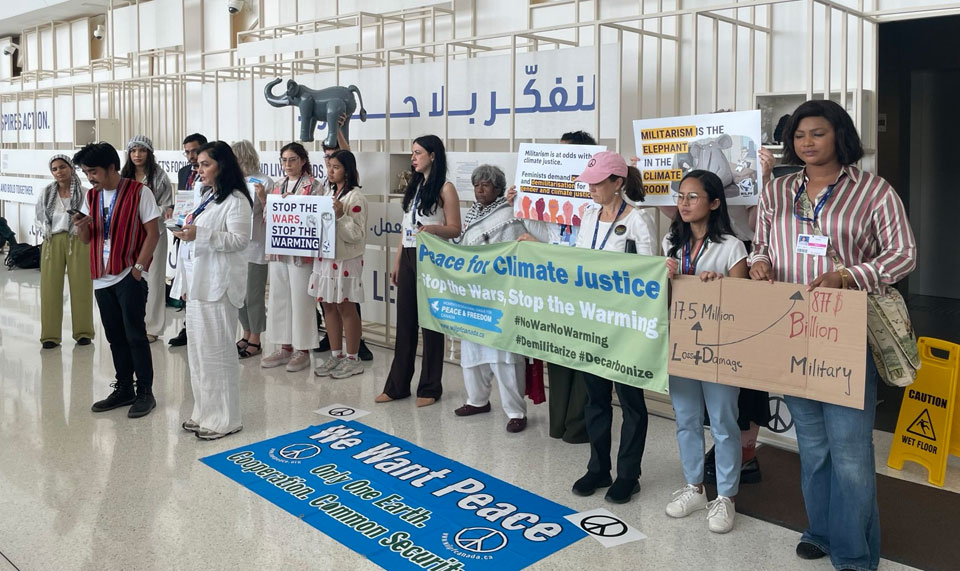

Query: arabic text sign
left=513, top=143, right=606, bottom=228
left=668, top=277, right=867, bottom=408
left=632, top=110, right=763, bottom=206
left=415, top=233, right=669, bottom=392
left=201, top=421, right=585, bottom=570
left=265, top=194, right=335, bottom=257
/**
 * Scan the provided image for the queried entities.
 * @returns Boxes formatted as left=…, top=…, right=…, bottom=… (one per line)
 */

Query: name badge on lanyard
left=796, top=234, right=829, bottom=257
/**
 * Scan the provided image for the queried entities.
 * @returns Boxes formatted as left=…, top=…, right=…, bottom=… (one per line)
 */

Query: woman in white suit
left=172, top=141, right=252, bottom=440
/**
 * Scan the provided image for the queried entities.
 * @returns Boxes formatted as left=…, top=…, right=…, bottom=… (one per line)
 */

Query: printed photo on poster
left=513, top=142, right=605, bottom=227
left=632, top=110, right=763, bottom=206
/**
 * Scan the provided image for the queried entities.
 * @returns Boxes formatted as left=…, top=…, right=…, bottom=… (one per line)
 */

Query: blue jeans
left=784, top=353, right=880, bottom=571
left=669, top=376, right=742, bottom=497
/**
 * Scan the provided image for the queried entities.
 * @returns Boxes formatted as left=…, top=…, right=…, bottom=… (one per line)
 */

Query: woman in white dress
left=172, top=141, right=252, bottom=440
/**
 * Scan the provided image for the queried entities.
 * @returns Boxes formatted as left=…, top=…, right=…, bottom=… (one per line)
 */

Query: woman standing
left=454, top=165, right=529, bottom=432
left=35, top=154, right=94, bottom=348
left=377, top=135, right=462, bottom=407
left=172, top=141, right=252, bottom=440
left=310, top=150, right=368, bottom=379
left=231, top=140, right=274, bottom=359
left=663, top=170, right=748, bottom=534
left=121, top=135, right=174, bottom=342
left=750, top=100, right=916, bottom=570
left=260, top=142, right=321, bottom=372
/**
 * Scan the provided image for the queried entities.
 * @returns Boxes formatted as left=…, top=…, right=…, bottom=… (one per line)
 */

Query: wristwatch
left=134, top=263, right=145, bottom=272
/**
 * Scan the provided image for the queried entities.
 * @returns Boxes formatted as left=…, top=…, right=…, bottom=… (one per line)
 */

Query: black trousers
left=583, top=372, right=649, bottom=481
left=94, top=272, right=154, bottom=393
left=382, top=248, right=444, bottom=399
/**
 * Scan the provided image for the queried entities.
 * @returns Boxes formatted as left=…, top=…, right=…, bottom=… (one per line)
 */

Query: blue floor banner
left=201, top=421, right=586, bottom=569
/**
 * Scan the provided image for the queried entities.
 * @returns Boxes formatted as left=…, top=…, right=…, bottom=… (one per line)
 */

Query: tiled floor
left=0, top=268, right=940, bottom=570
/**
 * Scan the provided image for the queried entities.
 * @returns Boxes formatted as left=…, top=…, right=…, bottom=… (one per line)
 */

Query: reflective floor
left=0, top=268, right=939, bottom=570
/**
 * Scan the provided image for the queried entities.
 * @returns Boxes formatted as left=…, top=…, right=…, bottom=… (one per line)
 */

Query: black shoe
left=740, top=457, right=762, bottom=484
left=572, top=471, right=613, bottom=497
left=77, top=337, right=92, bottom=346
left=128, top=393, right=156, bottom=418
left=91, top=383, right=136, bottom=412
left=313, top=335, right=331, bottom=353
left=358, top=339, right=373, bottom=361
left=704, top=446, right=717, bottom=484
left=796, top=541, right=827, bottom=560
left=42, top=341, right=60, bottom=349
left=168, top=328, right=187, bottom=347
left=604, top=478, right=641, bottom=504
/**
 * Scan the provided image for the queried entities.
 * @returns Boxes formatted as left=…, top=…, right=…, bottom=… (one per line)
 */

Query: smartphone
left=67, top=208, right=83, bottom=217
left=624, top=239, right=637, bottom=254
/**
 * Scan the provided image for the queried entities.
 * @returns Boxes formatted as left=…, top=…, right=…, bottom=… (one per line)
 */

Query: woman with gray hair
left=35, top=154, right=94, bottom=348
left=453, top=164, right=529, bottom=432
left=120, top=135, right=173, bottom=342
left=231, top=140, right=274, bottom=358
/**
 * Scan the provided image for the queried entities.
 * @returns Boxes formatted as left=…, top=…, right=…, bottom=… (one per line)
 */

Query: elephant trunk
left=264, top=78, right=290, bottom=107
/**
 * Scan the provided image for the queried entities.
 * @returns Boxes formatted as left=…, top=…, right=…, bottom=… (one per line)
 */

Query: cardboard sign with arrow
left=668, top=277, right=868, bottom=409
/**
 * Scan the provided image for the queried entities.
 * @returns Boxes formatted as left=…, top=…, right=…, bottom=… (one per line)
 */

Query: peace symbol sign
left=453, top=527, right=508, bottom=553
left=278, top=443, right=321, bottom=460
left=768, top=396, right=794, bottom=434
left=328, top=407, right=355, bottom=417
left=580, top=515, right=627, bottom=537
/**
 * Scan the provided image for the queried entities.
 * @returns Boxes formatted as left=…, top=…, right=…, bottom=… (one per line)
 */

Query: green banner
left=415, top=232, right=669, bottom=392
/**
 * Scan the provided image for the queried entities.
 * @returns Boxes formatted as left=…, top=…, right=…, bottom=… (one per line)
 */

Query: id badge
left=796, top=233, right=828, bottom=256
left=102, top=239, right=111, bottom=268
left=402, top=227, right=416, bottom=248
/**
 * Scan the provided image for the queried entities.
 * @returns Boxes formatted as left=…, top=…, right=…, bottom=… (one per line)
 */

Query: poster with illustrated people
left=632, top=110, right=763, bottom=206
left=513, top=142, right=605, bottom=226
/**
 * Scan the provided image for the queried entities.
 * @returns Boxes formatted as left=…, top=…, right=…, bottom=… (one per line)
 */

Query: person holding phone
left=35, top=154, right=95, bottom=349
left=72, top=142, right=161, bottom=418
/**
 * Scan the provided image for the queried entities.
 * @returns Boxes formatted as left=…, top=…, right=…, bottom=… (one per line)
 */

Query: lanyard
left=282, top=176, right=305, bottom=197
left=682, top=238, right=709, bottom=275
left=411, top=183, right=423, bottom=227
left=185, top=192, right=215, bottom=225
left=101, top=189, right=120, bottom=236
left=591, top=200, right=627, bottom=250
left=794, top=181, right=836, bottom=225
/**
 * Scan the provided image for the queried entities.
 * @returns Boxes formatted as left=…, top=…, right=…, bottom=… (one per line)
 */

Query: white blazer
left=173, top=190, right=252, bottom=308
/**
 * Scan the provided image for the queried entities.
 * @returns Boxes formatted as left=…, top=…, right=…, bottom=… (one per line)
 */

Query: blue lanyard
left=101, top=189, right=120, bottom=236
left=591, top=200, right=627, bottom=250
left=186, top=192, right=216, bottom=224
left=794, top=182, right=836, bottom=225
left=682, top=238, right=708, bottom=275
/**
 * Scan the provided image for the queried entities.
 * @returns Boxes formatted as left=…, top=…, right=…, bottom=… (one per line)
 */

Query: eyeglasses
left=673, top=192, right=702, bottom=205
left=183, top=150, right=198, bottom=157
left=280, top=157, right=302, bottom=164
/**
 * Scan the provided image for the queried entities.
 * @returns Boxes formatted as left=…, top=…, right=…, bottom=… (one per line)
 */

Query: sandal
left=236, top=338, right=249, bottom=354
left=239, top=342, right=262, bottom=359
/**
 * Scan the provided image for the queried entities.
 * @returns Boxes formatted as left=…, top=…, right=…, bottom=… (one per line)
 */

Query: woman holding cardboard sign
left=260, top=142, right=322, bottom=373
left=750, top=100, right=916, bottom=570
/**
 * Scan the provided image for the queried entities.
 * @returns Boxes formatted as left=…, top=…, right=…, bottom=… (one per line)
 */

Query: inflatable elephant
left=264, top=78, right=368, bottom=146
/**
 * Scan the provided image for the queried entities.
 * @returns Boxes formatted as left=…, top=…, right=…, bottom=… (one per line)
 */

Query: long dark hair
left=666, top=170, right=734, bottom=258
left=781, top=99, right=864, bottom=166
left=280, top=141, right=312, bottom=176
left=198, top=141, right=252, bottom=206
left=329, top=150, right=360, bottom=196
left=119, top=145, right=159, bottom=184
left=402, top=135, right=447, bottom=216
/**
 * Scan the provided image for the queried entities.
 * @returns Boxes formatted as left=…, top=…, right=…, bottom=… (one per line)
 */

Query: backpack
left=0, top=216, right=16, bottom=251
left=5, top=243, right=41, bottom=270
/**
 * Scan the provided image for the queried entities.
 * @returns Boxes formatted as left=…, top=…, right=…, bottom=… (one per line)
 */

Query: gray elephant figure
left=264, top=78, right=367, bottom=146
left=688, top=134, right=739, bottom=198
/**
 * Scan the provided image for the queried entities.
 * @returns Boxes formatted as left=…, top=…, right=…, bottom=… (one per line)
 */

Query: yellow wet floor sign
left=887, top=337, right=958, bottom=486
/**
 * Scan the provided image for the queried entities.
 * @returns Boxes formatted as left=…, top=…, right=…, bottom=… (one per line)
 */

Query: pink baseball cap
left=577, top=151, right=628, bottom=184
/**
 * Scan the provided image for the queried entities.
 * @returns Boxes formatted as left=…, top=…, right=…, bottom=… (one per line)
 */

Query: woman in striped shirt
left=750, top=100, right=916, bottom=571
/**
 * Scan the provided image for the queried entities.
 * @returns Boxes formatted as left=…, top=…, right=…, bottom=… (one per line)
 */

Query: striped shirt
left=750, top=165, right=916, bottom=294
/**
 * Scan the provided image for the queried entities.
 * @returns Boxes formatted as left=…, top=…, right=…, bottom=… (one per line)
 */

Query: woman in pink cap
left=522, top=150, right=657, bottom=503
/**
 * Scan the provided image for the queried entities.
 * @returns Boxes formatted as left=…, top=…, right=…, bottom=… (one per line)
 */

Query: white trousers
left=463, top=361, right=527, bottom=419
left=266, top=261, right=318, bottom=350
left=145, top=225, right=168, bottom=337
left=187, top=297, right=242, bottom=433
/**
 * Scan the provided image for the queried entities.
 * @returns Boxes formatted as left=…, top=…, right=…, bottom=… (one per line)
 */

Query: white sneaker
left=261, top=348, right=292, bottom=368
left=706, top=496, right=736, bottom=533
left=313, top=354, right=344, bottom=377
left=286, top=350, right=312, bottom=372
left=665, top=484, right=708, bottom=518
left=330, top=357, right=364, bottom=379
